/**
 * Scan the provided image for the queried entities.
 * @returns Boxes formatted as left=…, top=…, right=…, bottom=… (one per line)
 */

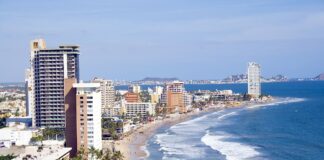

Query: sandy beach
left=111, top=99, right=274, bottom=160
left=113, top=105, right=226, bottom=160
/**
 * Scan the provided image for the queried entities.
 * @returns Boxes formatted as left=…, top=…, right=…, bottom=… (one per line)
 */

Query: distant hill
left=314, top=73, right=324, bottom=80
left=139, top=77, right=179, bottom=82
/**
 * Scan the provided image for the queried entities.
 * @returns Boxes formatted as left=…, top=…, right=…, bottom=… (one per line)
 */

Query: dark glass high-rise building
left=27, top=39, right=80, bottom=129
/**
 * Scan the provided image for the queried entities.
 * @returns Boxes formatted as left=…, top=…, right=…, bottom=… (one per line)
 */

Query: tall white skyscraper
left=248, top=62, right=261, bottom=97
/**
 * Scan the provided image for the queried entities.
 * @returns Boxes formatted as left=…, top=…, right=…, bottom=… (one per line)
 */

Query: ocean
left=131, top=81, right=324, bottom=160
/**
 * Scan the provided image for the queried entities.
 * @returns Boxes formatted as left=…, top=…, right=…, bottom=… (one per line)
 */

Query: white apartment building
left=184, top=92, right=193, bottom=108
left=73, top=83, right=102, bottom=150
left=92, top=78, right=115, bottom=115
left=0, top=125, right=38, bottom=148
left=128, top=84, right=141, bottom=93
left=123, top=102, right=156, bottom=117
left=248, top=62, right=261, bottom=97
left=154, top=86, right=164, bottom=95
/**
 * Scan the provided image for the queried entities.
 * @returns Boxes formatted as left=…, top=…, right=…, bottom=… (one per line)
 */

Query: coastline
left=114, top=99, right=277, bottom=160
left=114, top=105, right=232, bottom=160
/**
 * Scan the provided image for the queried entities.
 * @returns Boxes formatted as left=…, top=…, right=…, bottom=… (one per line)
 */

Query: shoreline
left=114, top=99, right=276, bottom=160
left=114, top=105, right=236, bottom=160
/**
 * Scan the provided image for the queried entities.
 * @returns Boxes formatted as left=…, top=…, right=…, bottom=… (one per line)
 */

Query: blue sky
left=0, top=0, right=324, bottom=82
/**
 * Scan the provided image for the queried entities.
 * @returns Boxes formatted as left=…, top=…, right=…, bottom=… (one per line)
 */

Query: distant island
left=314, top=73, right=324, bottom=81
left=1, top=73, right=324, bottom=87
left=113, top=73, right=323, bottom=85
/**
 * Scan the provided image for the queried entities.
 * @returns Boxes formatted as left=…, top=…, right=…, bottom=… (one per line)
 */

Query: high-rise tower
left=27, top=39, right=80, bottom=129
left=248, top=62, right=261, bottom=97
left=92, top=78, right=115, bottom=115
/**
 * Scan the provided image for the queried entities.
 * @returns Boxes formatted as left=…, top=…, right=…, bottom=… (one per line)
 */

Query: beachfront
left=105, top=98, right=274, bottom=160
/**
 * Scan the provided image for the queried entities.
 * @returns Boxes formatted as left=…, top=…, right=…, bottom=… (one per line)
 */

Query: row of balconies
left=35, top=85, right=64, bottom=88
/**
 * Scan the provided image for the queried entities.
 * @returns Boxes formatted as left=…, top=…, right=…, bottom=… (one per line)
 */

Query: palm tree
left=31, top=135, right=44, bottom=145
left=0, top=154, right=17, bottom=160
left=95, top=149, right=103, bottom=160
left=102, top=149, right=112, bottom=160
left=88, top=146, right=97, bottom=160
left=72, top=147, right=87, bottom=160
left=112, top=151, right=124, bottom=160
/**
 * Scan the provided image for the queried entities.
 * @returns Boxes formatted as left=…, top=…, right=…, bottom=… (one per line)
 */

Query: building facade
left=124, top=102, right=155, bottom=117
left=27, top=39, right=80, bottom=129
left=124, top=92, right=141, bottom=103
left=161, top=81, right=186, bottom=113
left=92, top=78, right=115, bottom=115
left=74, top=83, right=102, bottom=152
left=248, top=62, right=261, bottom=97
left=65, top=83, right=102, bottom=157
left=128, top=84, right=141, bottom=93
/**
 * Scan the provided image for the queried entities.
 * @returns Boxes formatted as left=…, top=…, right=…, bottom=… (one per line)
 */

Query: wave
left=150, top=97, right=305, bottom=159
left=201, top=131, right=261, bottom=160
left=247, top=97, right=305, bottom=109
left=140, top=145, right=150, bottom=159
left=217, top=111, right=238, bottom=120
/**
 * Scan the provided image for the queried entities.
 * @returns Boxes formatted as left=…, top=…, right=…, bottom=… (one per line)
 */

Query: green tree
left=72, top=147, right=87, bottom=160
left=0, top=154, right=17, bottom=160
left=88, top=146, right=97, bottom=160
left=95, top=149, right=103, bottom=159
left=30, top=135, right=44, bottom=145
left=14, top=108, right=19, bottom=117
left=112, top=151, right=124, bottom=160
left=102, top=150, right=112, bottom=160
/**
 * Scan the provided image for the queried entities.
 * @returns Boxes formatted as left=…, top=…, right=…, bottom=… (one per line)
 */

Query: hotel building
left=123, top=102, right=155, bottom=117
left=248, top=62, right=261, bottom=97
left=65, top=82, right=102, bottom=157
left=26, top=39, right=80, bottom=128
left=92, top=78, right=115, bottom=115
left=161, top=81, right=186, bottom=113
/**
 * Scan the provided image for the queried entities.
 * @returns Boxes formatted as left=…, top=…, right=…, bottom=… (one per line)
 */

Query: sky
left=0, top=0, right=324, bottom=82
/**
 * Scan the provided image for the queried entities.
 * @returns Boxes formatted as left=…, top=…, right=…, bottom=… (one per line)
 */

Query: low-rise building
left=124, top=102, right=156, bottom=117
left=6, top=117, right=32, bottom=127
left=0, top=125, right=38, bottom=148
left=0, top=145, right=71, bottom=160
left=124, top=92, right=141, bottom=103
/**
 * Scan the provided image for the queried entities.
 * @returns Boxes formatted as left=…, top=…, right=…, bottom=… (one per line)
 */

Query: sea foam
left=247, top=97, right=305, bottom=109
left=152, top=97, right=305, bottom=160
left=201, top=131, right=261, bottom=160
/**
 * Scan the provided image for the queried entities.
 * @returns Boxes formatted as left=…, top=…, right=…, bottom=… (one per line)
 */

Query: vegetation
left=73, top=147, right=124, bottom=160
left=139, top=90, right=151, bottom=102
left=102, top=119, right=122, bottom=140
left=101, top=150, right=124, bottom=160
left=30, top=135, right=44, bottom=145
left=0, top=96, right=25, bottom=103
left=42, top=128, right=64, bottom=140
left=72, top=147, right=86, bottom=160
left=243, top=93, right=253, bottom=101
left=0, top=154, right=17, bottom=160
left=14, top=108, right=19, bottom=117
left=155, top=104, right=167, bottom=117
left=0, top=118, right=6, bottom=129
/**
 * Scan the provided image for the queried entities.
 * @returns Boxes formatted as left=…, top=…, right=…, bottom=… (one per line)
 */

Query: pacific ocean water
left=120, top=81, right=324, bottom=160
